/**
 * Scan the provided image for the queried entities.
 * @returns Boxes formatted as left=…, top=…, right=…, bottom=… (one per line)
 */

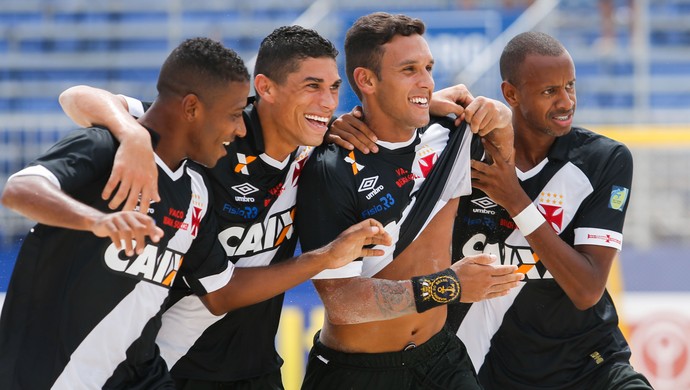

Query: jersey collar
left=546, top=127, right=579, bottom=162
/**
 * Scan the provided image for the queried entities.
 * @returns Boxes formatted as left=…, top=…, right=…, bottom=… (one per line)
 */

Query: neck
left=138, top=106, right=185, bottom=171
left=256, top=101, right=297, bottom=161
left=361, top=101, right=416, bottom=143
left=514, top=127, right=554, bottom=171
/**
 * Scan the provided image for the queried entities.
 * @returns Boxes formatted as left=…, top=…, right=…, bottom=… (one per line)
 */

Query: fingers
left=464, top=97, right=511, bottom=137
left=348, top=219, right=392, bottom=250
left=122, top=183, right=143, bottom=213
left=485, top=274, right=524, bottom=298
left=492, top=271, right=524, bottom=283
left=464, top=98, right=494, bottom=136
left=360, top=248, right=385, bottom=258
left=330, top=114, right=378, bottom=154
left=464, top=253, right=498, bottom=265
left=102, top=169, right=124, bottom=208
left=98, top=212, right=163, bottom=256
left=359, top=219, right=392, bottom=246
left=324, top=132, right=353, bottom=150
left=138, top=180, right=160, bottom=215
left=103, top=161, right=160, bottom=213
left=430, top=84, right=475, bottom=119
left=106, top=170, right=132, bottom=211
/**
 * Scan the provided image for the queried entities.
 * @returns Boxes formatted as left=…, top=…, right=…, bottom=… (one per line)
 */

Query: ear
left=254, top=74, right=276, bottom=103
left=501, top=81, right=519, bottom=108
left=353, top=67, right=376, bottom=96
left=181, top=93, right=201, bottom=121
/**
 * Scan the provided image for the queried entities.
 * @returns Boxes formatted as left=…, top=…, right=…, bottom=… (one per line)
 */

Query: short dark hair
left=344, top=12, right=425, bottom=99
left=157, top=37, right=249, bottom=101
left=500, top=31, right=566, bottom=85
left=254, top=25, right=339, bottom=84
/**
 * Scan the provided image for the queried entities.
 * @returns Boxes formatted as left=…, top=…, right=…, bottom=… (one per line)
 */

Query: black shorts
left=301, top=327, right=481, bottom=390
left=173, top=369, right=283, bottom=390
left=585, top=362, right=653, bottom=390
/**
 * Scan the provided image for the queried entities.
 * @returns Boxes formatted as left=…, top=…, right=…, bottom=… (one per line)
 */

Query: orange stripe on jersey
left=162, top=270, right=177, bottom=286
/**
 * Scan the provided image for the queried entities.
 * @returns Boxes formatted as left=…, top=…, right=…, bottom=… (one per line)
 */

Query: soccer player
left=295, top=13, right=523, bottom=389
left=0, top=36, right=389, bottom=389
left=449, top=31, right=652, bottom=389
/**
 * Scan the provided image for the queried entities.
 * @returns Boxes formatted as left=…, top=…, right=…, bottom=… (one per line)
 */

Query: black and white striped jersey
left=450, top=126, right=634, bottom=389
left=0, top=127, right=231, bottom=389
left=126, top=98, right=310, bottom=381
left=297, top=117, right=472, bottom=278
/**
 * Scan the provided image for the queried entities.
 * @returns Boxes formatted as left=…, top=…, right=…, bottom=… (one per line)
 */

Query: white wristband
left=513, top=203, right=546, bottom=236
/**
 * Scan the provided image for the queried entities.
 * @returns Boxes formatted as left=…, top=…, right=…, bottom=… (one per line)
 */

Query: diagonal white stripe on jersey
left=52, top=282, right=168, bottom=390
left=158, top=295, right=222, bottom=369
left=457, top=284, right=524, bottom=372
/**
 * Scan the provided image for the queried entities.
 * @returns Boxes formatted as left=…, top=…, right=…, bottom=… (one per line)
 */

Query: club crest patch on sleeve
left=609, top=185, right=629, bottom=212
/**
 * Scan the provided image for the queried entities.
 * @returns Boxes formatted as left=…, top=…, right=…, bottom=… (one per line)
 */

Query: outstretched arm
left=314, top=253, right=523, bottom=325
left=326, top=85, right=477, bottom=154
left=1, top=175, right=162, bottom=256
left=200, top=219, right=393, bottom=315
left=328, top=84, right=513, bottom=162
left=59, top=85, right=159, bottom=213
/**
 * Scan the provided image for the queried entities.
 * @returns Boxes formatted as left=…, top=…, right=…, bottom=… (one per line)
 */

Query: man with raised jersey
left=296, top=13, right=522, bottom=389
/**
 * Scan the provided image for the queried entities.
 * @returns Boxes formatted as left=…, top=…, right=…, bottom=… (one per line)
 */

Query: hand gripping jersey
left=124, top=98, right=312, bottom=381
left=0, top=128, right=232, bottom=389
left=297, top=117, right=472, bottom=277
left=449, top=127, right=634, bottom=389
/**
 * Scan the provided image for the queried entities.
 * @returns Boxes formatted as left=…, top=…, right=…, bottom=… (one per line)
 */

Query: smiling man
left=450, top=31, right=652, bottom=390
left=0, top=37, right=250, bottom=389
left=296, top=13, right=522, bottom=389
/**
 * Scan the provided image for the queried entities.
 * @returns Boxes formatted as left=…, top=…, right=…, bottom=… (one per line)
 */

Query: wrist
left=512, top=203, right=546, bottom=236
left=411, top=268, right=461, bottom=313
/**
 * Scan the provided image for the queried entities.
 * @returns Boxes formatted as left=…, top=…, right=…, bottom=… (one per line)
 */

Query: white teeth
left=555, top=115, right=569, bottom=120
left=222, top=141, right=230, bottom=146
left=410, top=97, right=428, bottom=104
left=305, top=114, right=329, bottom=124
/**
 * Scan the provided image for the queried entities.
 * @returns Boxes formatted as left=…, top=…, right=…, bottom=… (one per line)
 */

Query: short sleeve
left=29, top=127, right=117, bottom=194
left=296, top=146, right=362, bottom=278
left=573, top=143, right=633, bottom=249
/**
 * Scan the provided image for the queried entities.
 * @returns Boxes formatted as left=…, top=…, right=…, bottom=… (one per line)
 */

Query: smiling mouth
left=553, top=113, right=572, bottom=121
left=409, top=97, right=429, bottom=107
left=305, top=114, right=330, bottom=127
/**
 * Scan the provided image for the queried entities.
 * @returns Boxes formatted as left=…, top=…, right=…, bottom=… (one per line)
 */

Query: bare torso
left=318, top=198, right=459, bottom=353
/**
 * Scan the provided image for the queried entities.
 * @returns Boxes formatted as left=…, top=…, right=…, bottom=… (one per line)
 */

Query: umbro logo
left=358, top=176, right=379, bottom=192
left=358, top=175, right=385, bottom=200
left=232, top=183, right=258, bottom=202
left=232, top=183, right=259, bottom=196
left=471, top=196, right=497, bottom=209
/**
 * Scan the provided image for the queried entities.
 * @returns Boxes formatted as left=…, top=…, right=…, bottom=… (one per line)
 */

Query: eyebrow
left=303, top=77, right=343, bottom=86
left=395, top=58, right=435, bottom=67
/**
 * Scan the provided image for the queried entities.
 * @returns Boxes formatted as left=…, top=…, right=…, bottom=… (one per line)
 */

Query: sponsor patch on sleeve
left=609, top=185, right=629, bottom=211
